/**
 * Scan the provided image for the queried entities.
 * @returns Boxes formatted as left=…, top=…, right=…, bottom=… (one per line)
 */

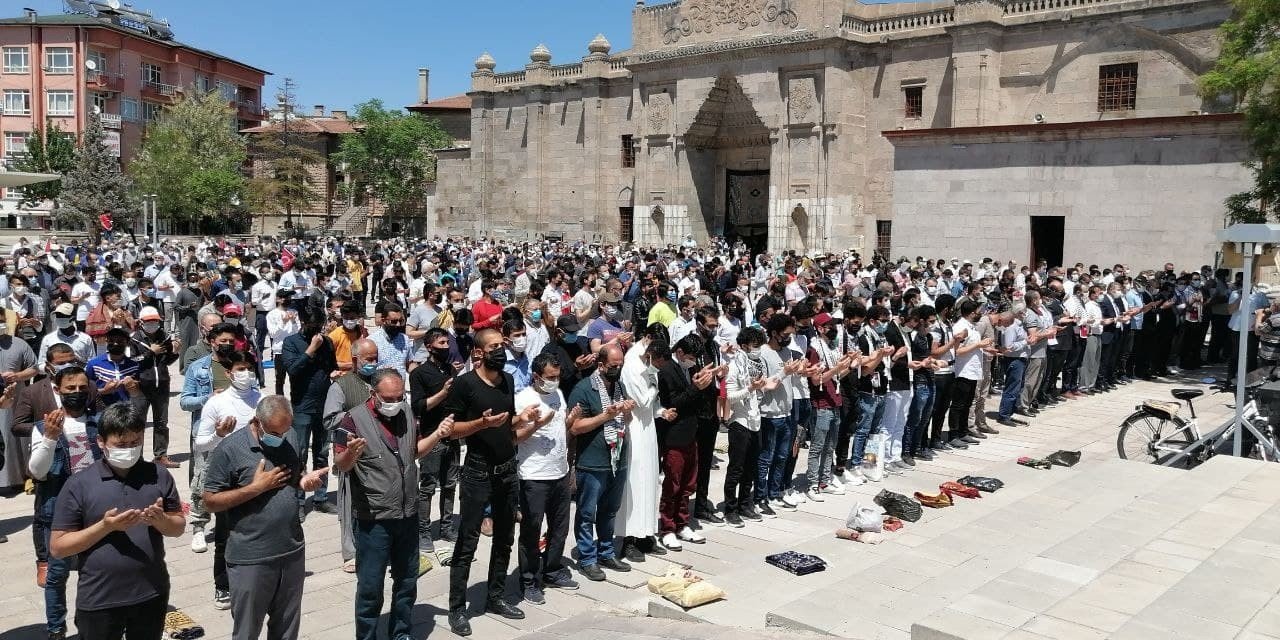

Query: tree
left=12, top=122, right=75, bottom=208
left=333, top=99, right=453, bottom=216
left=54, top=112, right=133, bottom=239
left=245, top=78, right=324, bottom=231
left=1202, top=0, right=1280, bottom=222
left=129, top=90, right=247, bottom=224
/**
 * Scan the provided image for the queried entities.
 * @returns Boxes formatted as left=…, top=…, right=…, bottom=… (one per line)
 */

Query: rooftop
left=240, top=116, right=357, bottom=136
left=0, top=13, right=270, bottom=76
left=406, top=94, right=472, bottom=112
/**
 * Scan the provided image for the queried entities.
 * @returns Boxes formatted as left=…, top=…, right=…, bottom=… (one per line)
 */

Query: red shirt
left=471, top=298, right=504, bottom=330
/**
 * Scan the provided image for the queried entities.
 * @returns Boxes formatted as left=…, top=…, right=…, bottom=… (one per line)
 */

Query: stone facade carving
left=664, top=0, right=799, bottom=45
left=648, top=91, right=672, bottom=135
left=789, top=76, right=817, bottom=124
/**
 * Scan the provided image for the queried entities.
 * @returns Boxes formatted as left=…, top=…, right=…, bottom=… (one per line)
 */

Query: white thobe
left=617, top=340, right=660, bottom=539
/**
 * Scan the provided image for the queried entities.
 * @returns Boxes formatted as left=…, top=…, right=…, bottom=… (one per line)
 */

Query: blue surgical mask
left=530, top=310, right=543, bottom=322
left=260, top=431, right=285, bottom=448
left=667, top=291, right=678, bottom=302
left=562, top=331, right=578, bottom=343
left=874, top=323, right=888, bottom=335
left=359, top=363, right=378, bottom=377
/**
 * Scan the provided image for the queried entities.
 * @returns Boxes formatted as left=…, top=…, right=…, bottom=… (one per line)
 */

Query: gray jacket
left=346, top=403, right=418, bottom=521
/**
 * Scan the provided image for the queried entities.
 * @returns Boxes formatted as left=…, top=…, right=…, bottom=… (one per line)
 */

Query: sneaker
left=676, top=526, right=706, bottom=544
left=916, top=449, right=936, bottom=461
left=418, top=553, right=433, bottom=576
left=724, top=512, right=745, bottom=527
left=781, top=493, right=801, bottom=508
left=342, top=559, right=357, bottom=573
left=697, top=510, right=725, bottom=526
left=579, top=564, right=606, bottom=582
left=806, top=487, right=825, bottom=502
left=661, top=532, right=684, bottom=551
left=828, top=476, right=844, bottom=491
left=740, top=504, right=764, bottom=521
left=623, top=542, right=646, bottom=563
left=523, top=585, right=545, bottom=605
left=823, top=482, right=847, bottom=496
left=214, top=589, right=231, bottom=610
left=190, top=527, right=208, bottom=553
left=311, top=499, right=338, bottom=515
left=885, top=462, right=905, bottom=475
left=544, top=571, right=580, bottom=590
left=841, top=469, right=859, bottom=484
left=901, top=455, right=916, bottom=467
left=789, top=488, right=808, bottom=504
left=755, top=501, right=778, bottom=518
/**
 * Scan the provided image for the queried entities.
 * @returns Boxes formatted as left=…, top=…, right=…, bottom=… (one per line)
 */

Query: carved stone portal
left=789, top=76, right=817, bottom=124
left=664, top=0, right=799, bottom=45
left=648, top=92, right=672, bottom=135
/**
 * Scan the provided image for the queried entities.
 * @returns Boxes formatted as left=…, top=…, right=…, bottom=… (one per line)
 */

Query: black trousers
left=694, top=416, right=719, bottom=509
left=1127, top=328, right=1147, bottom=378
left=722, top=421, right=759, bottom=514
left=1039, top=349, right=1069, bottom=402
left=1209, top=314, right=1231, bottom=363
left=834, top=394, right=859, bottom=471
left=213, top=512, right=229, bottom=591
left=1062, top=335, right=1084, bottom=391
left=1179, top=321, right=1208, bottom=370
left=132, top=383, right=170, bottom=457
left=518, top=474, right=571, bottom=588
left=75, top=593, right=167, bottom=640
left=417, top=442, right=460, bottom=544
left=1116, top=329, right=1135, bottom=378
left=948, top=377, right=977, bottom=438
left=1099, top=337, right=1118, bottom=385
left=930, top=372, right=955, bottom=444
left=449, top=461, right=518, bottom=612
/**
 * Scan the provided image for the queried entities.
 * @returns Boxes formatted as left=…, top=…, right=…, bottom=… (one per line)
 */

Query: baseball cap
left=221, top=303, right=244, bottom=317
left=556, top=315, right=581, bottom=333
left=54, top=302, right=75, bottom=316
left=139, top=306, right=162, bottom=321
left=814, top=312, right=834, bottom=327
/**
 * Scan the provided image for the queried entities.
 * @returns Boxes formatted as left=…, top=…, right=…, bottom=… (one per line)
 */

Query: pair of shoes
left=1015, top=408, right=1038, bottom=418
left=600, top=556, right=632, bottom=571
left=311, top=499, right=338, bottom=515
left=480, top=517, right=494, bottom=537
left=996, top=417, right=1017, bottom=428
left=916, top=449, right=936, bottom=461
left=724, top=511, right=745, bottom=527
left=676, top=527, right=706, bottom=544
left=544, top=571, right=580, bottom=590
left=418, top=553, right=434, bottom=577
left=154, top=455, right=180, bottom=469
left=641, top=535, right=668, bottom=555
left=190, top=526, right=208, bottom=553
left=661, top=532, right=684, bottom=551
left=740, top=505, right=764, bottom=521
left=486, top=600, right=524, bottom=620
left=786, top=489, right=807, bottom=504
left=36, top=561, right=47, bottom=588
left=755, top=501, right=778, bottom=518
left=448, top=610, right=472, bottom=636
left=964, top=431, right=985, bottom=441
left=823, top=482, right=846, bottom=496
left=696, top=510, right=725, bottom=526
left=771, top=497, right=798, bottom=511
left=937, top=440, right=956, bottom=451
left=901, top=455, right=916, bottom=467
left=523, top=585, right=546, bottom=605
left=977, top=423, right=999, bottom=435
left=579, top=564, right=607, bottom=581
left=342, top=559, right=357, bottom=573
left=946, top=438, right=969, bottom=449
left=806, top=487, right=825, bottom=502
left=886, top=461, right=907, bottom=474
left=213, top=589, right=231, bottom=610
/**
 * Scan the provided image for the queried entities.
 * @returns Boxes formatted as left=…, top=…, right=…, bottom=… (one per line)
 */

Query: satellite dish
left=84, top=59, right=97, bottom=71
left=1033, top=113, right=1045, bottom=123
left=92, top=104, right=101, bottom=114
left=65, top=0, right=96, bottom=15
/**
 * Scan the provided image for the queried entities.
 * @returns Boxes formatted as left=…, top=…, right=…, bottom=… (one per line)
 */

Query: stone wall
left=887, top=115, right=1249, bottom=269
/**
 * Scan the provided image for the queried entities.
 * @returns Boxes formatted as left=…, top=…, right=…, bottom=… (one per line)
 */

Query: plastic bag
left=863, top=432, right=887, bottom=482
left=958, top=476, right=1004, bottom=492
left=873, top=489, right=922, bottom=522
left=1047, top=450, right=1081, bottom=467
left=646, top=565, right=726, bottom=609
left=846, top=503, right=883, bottom=532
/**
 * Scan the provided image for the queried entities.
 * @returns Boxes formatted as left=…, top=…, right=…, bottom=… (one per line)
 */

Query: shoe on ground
left=481, top=517, right=493, bottom=537
left=434, top=547, right=454, bottom=567
left=544, top=571, right=580, bottom=590
left=448, top=610, right=472, bottom=636
left=297, top=503, right=308, bottom=523
left=824, top=482, right=847, bottom=495
left=963, top=432, right=984, bottom=442
left=311, top=499, right=338, bottom=515
left=579, top=563, right=607, bottom=582
left=996, top=417, right=1017, bottom=428
left=901, top=455, right=916, bottom=467
left=806, top=487, right=825, bottom=502
left=523, top=585, right=545, bottom=605
left=600, top=556, right=632, bottom=571
left=214, top=589, right=231, bottom=611
left=696, top=510, right=725, bottom=526
left=841, top=469, right=860, bottom=484
left=418, top=553, right=434, bottom=577
left=36, top=561, right=47, bottom=588
left=486, top=599, right=525, bottom=620
left=724, top=512, right=745, bottom=527
left=885, top=462, right=905, bottom=475
left=154, top=456, right=180, bottom=469
left=828, top=475, right=844, bottom=490
left=756, top=501, right=778, bottom=518
left=342, top=559, right=357, bottom=573
left=740, top=504, right=764, bottom=521
left=947, top=438, right=970, bottom=449
left=936, top=440, right=955, bottom=451
left=676, top=526, right=706, bottom=544
left=917, top=449, right=936, bottom=461
left=661, top=532, right=684, bottom=551
left=978, top=424, right=1000, bottom=434
left=780, top=493, right=801, bottom=508
left=190, top=526, right=208, bottom=553
left=643, top=536, right=669, bottom=555
left=1011, top=417, right=1028, bottom=426
left=623, top=543, right=646, bottom=563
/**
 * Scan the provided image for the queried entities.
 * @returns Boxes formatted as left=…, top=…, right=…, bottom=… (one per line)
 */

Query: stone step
left=910, top=455, right=1280, bottom=640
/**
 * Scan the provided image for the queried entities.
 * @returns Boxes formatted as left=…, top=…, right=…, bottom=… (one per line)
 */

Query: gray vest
left=347, top=403, right=418, bottom=521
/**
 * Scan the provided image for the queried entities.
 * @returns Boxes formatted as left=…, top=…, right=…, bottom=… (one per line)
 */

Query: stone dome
left=530, top=43, right=552, bottom=64
left=474, top=52, right=496, bottom=71
left=588, top=34, right=612, bottom=55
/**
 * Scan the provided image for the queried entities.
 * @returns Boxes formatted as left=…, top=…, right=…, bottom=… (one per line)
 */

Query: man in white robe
left=617, top=332, right=665, bottom=561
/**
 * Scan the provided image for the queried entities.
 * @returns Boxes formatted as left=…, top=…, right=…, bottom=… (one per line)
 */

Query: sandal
left=1017, top=456, right=1053, bottom=470
left=914, top=491, right=954, bottom=508
left=164, top=609, right=205, bottom=640
left=939, top=481, right=981, bottom=499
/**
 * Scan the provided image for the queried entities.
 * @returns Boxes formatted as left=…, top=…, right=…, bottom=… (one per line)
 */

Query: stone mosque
left=429, top=0, right=1247, bottom=268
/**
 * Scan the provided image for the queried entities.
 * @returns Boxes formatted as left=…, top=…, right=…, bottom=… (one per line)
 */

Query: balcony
left=99, top=113, right=121, bottom=129
left=141, top=81, right=181, bottom=101
left=236, top=99, right=265, bottom=121
left=85, top=70, right=123, bottom=92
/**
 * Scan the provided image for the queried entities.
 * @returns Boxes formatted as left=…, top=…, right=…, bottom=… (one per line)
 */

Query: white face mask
left=125, top=278, right=138, bottom=289
left=377, top=400, right=403, bottom=417
left=231, top=370, right=256, bottom=391
left=55, top=317, right=73, bottom=331
left=536, top=378, right=559, bottom=395
left=12, top=286, right=27, bottom=297
left=343, top=319, right=361, bottom=331
left=106, top=445, right=142, bottom=469
left=141, top=321, right=161, bottom=334
left=510, top=336, right=527, bottom=353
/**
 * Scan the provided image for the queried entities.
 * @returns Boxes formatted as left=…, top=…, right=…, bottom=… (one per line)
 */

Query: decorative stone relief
left=664, top=0, right=799, bottom=45
left=648, top=92, right=672, bottom=135
left=789, top=76, right=817, bottom=124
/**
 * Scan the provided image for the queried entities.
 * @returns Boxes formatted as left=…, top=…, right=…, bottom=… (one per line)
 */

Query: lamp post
left=144, top=193, right=158, bottom=243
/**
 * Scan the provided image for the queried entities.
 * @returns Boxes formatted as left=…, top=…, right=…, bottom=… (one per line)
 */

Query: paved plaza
left=2, top=363, right=1279, bottom=640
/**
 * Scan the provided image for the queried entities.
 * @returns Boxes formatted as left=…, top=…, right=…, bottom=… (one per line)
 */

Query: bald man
left=323, top=338, right=381, bottom=572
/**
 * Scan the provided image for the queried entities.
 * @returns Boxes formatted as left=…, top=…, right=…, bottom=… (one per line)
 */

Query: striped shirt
left=86, top=352, right=141, bottom=405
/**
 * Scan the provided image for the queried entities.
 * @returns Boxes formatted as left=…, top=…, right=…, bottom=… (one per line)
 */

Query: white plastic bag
left=846, top=502, right=884, bottom=533
left=862, top=432, right=886, bottom=482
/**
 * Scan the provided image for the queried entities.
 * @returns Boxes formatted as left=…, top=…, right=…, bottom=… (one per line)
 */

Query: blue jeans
left=353, top=516, right=418, bottom=640
left=852, top=392, right=885, bottom=463
left=999, top=357, right=1028, bottom=419
left=756, top=416, right=793, bottom=502
left=905, top=380, right=935, bottom=455
left=806, top=408, right=839, bottom=487
left=574, top=467, right=627, bottom=567
left=37, top=487, right=69, bottom=633
left=291, top=410, right=329, bottom=503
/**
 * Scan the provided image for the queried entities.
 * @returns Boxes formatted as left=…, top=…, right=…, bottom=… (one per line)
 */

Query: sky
left=24, top=0, right=645, bottom=111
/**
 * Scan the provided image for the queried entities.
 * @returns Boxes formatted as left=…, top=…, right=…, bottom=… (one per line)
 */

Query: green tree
left=129, top=90, right=247, bottom=224
left=12, top=122, right=75, bottom=208
left=245, top=79, right=325, bottom=231
left=54, top=112, right=133, bottom=239
left=1202, top=0, right=1280, bottom=222
left=333, top=99, right=452, bottom=215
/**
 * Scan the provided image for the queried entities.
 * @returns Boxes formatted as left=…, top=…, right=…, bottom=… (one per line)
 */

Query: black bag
left=765, top=551, right=827, bottom=576
left=958, top=476, right=1004, bottom=492
left=1046, top=450, right=1081, bottom=467
left=873, top=489, right=922, bottom=522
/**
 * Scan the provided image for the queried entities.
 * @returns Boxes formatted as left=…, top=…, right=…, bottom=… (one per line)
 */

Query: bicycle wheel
left=1117, top=411, right=1195, bottom=465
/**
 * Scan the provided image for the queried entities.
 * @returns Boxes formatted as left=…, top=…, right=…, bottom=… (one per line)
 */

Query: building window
left=904, top=86, right=924, bottom=119
left=143, top=101, right=162, bottom=123
left=216, top=81, right=237, bottom=102
left=196, top=74, right=211, bottom=93
left=142, top=62, right=163, bottom=85
left=47, top=90, right=75, bottom=116
left=1098, top=63, right=1138, bottom=112
left=876, top=220, right=892, bottom=258
left=619, top=207, right=635, bottom=243
left=621, top=135, right=637, bottom=168
left=4, top=131, right=29, bottom=157
left=121, top=97, right=140, bottom=122
left=2, top=46, right=29, bottom=74
left=2, top=90, right=31, bottom=115
left=91, top=92, right=108, bottom=114
left=44, top=47, right=74, bottom=74
left=88, top=50, right=107, bottom=73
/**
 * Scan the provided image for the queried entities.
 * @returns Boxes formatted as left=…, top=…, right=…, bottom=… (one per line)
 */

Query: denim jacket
left=33, top=416, right=102, bottom=523
left=180, top=354, right=215, bottom=424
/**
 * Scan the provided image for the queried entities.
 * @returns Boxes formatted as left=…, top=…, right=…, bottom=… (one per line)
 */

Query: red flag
left=281, top=246, right=295, bottom=271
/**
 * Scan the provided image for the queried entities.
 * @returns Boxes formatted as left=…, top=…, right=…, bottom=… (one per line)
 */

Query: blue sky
left=24, top=0, right=641, bottom=110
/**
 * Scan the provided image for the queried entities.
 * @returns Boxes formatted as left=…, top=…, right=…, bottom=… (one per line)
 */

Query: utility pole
left=277, top=77, right=296, bottom=234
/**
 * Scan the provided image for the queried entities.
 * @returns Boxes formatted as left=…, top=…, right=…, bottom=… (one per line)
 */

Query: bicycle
left=1116, top=378, right=1280, bottom=467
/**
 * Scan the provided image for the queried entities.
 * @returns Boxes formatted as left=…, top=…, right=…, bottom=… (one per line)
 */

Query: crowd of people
left=0, top=231, right=1262, bottom=640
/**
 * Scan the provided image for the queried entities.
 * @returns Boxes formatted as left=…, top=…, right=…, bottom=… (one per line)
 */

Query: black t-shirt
left=409, top=358, right=452, bottom=436
left=910, top=329, right=934, bottom=383
left=885, top=323, right=911, bottom=391
left=444, top=369, right=516, bottom=463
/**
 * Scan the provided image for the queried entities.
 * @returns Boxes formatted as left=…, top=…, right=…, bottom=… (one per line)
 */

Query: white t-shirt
left=953, top=317, right=984, bottom=381
left=514, top=386, right=570, bottom=481
left=71, top=281, right=101, bottom=321
left=153, top=269, right=178, bottom=303
left=194, top=387, right=261, bottom=452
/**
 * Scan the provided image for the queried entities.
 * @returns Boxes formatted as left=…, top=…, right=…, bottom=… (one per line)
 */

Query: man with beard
left=323, top=338, right=381, bottom=573
left=409, top=328, right=462, bottom=564
left=280, top=306, right=338, bottom=517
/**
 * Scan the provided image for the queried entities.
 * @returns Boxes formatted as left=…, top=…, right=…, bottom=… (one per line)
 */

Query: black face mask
left=602, top=366, right=622, bottom=383
left=482, top=348, right=507, bottom=371
left=384, top=325, right=403, bottom=338
left=107, top=343, right=126, bottom=356
left=216, top=343, right=235, bottom=358
left=847, top=322, right=862, bottom=335
left=775, top=335, right=792, bottom=348
left=430, top=346, right=451, bottom=363
left=61, top=391, right=88, bottom=412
